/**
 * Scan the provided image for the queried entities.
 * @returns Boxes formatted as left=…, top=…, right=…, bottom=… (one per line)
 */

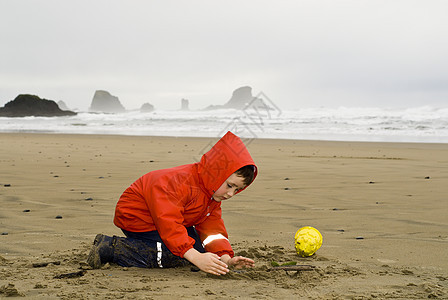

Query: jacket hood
left=197, top=131, right=257, bottom=198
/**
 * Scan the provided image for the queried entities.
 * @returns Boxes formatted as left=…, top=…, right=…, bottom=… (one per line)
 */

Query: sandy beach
left=0, top=133, right=447, bottom=299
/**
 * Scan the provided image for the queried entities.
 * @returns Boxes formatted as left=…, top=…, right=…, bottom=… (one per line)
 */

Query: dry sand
left=0, top=133, right=447, bottom=299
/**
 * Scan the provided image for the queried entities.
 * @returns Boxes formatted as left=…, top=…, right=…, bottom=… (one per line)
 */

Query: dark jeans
left=121, top=226, right=205, bottom=254
left=111, top=226, right=205, bottom=268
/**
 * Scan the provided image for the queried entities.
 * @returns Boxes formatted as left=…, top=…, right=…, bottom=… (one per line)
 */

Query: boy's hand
left=221, top=254, right=255, bottom=269
left=184, top=249, right=229, bottom=275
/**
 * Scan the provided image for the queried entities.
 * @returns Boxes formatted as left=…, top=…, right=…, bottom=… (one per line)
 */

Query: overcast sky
left=1, top=0, right=447, bottom=111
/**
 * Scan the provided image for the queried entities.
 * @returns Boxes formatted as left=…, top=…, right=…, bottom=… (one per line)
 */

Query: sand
left=0, top=133, right=447, bottom=299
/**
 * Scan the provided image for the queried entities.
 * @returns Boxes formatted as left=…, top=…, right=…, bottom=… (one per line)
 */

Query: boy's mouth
left=213, top=196, right=227, bottom=201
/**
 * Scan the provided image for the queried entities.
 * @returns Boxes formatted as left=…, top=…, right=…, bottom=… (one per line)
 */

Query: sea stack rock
left=0, top=94, right=77, bottom=117
left=140, top=102, right=155, bottom=112
left=89, top=90, right=126, bottom=113
left=181, top=98, right=189, bottom=110
left=57, top=100, right=69, bottom=111
left=205, top=86, right=266, bottom=110
left=224, top=86, right=254, bottom=109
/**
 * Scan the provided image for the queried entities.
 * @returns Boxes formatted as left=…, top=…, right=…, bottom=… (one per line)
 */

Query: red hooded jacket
left=113, top=131, right=257, bottom=258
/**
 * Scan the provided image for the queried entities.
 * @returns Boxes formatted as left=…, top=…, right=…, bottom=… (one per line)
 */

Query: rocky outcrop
left=0, top=94, right=77, bottom=117
left=57, top=100, right=69, bottom=111
left=89, top=90, right=126, bottom=113
left=181, top=98, right=189, bottom=110
left=140, top=102, right=155, bottom=112
left=224, top=86, right=254, bottom=109
left=205, top=86, right=267, bottom=110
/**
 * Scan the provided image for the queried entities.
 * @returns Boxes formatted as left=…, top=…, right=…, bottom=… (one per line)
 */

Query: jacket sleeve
left=195, top=205, right=234, bottom=257
left=142, top=174, right=196, bottom=257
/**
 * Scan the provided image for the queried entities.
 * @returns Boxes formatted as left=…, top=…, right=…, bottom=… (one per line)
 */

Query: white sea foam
left=1, top=106, right=447, bottom=143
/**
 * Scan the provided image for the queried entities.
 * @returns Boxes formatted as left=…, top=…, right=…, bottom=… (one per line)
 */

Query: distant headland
left=0, top=94, right=77, bottom=117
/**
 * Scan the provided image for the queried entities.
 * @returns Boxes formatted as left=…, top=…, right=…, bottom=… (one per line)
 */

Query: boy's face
left=212, top=173, right=246, bottom=202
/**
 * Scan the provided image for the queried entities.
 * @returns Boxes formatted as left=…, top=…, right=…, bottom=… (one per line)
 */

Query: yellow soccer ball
left=294, top=226, right=323, bottom=257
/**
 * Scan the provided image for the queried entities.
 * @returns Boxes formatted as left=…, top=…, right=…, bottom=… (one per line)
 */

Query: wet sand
left=0, top=133, right=447, bottom=299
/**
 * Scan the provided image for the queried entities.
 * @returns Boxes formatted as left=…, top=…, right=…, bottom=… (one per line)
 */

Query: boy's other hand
left=228, top=256, right=255, bottom=269
left=221, top=254, right=255, bottom=269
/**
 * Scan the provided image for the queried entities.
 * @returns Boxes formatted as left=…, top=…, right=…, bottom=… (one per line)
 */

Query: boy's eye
left=227, top=183, right=232, bottom=188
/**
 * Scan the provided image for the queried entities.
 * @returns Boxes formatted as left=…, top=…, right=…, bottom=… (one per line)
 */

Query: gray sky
left=1, top=0, right=447, bottom=111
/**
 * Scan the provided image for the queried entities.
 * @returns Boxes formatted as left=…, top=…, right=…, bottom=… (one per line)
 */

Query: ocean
left=1, top=106, right=447, bottom=143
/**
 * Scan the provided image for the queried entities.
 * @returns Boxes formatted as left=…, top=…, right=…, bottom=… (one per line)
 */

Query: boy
left=87, top=131, right=257, bottom=275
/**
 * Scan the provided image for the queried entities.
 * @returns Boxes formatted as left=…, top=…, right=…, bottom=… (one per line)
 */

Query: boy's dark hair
left=235, top=165, right=256, bottom=186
